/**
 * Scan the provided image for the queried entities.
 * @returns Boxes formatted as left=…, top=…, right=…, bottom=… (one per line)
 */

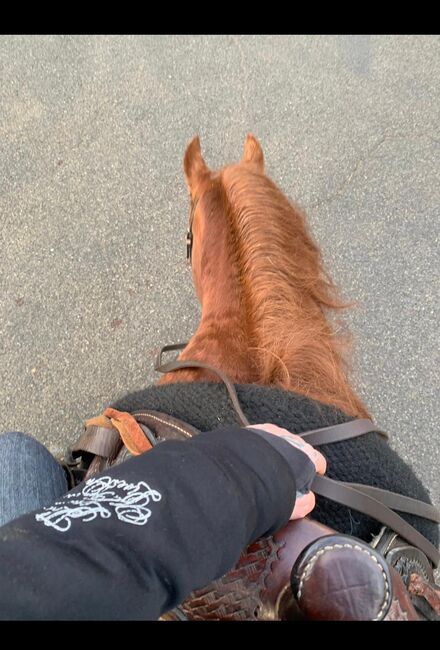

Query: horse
left=70, top=135, right=439, bottom=620
left=158, top=133, right=369, bottom=422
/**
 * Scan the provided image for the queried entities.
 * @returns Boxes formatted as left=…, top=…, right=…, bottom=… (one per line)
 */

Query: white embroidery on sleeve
left=35, top=476, right=162, bottom=532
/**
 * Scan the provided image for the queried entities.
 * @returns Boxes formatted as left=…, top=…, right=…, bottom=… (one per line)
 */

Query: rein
left=156, top=343, right=250, bottom=427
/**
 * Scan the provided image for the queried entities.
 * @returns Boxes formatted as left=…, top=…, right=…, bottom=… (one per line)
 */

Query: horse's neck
left=160, top=175, right=369, bottom=419
left=178, top=273, right=257, bottom=384
left=160, top=216, right=257, bottom=384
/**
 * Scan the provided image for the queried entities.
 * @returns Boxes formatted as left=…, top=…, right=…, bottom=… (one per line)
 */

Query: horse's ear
left=242, top=133, right=264, bottom=171
left=184, top=136, right=209, bottom=192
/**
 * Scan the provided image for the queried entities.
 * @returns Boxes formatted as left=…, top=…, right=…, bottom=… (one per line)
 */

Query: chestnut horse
left=72, top=135, right=438, bottom=620
left=159, top=134, right=369, bottom=421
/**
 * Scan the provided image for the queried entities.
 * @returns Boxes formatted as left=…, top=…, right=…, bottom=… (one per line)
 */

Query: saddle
left=63, top=348, right=440, bottom=621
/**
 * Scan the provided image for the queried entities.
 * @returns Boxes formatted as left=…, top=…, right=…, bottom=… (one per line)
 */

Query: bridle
left=186, top=194, right=201, bottom=264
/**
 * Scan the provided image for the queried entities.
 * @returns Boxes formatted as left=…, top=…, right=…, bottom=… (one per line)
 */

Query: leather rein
left=155, top=342, right=440, bottom=568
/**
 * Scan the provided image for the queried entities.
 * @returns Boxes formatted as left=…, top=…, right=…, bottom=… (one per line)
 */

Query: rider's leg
left=0, top=431, right=68, bottom=526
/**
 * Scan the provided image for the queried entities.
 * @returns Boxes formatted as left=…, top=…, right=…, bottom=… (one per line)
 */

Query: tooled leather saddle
left=63, top=347, right=440, bottom=621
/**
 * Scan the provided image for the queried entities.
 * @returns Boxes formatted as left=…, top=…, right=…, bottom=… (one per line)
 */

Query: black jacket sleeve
left=0, top=426, right=310, bottom=620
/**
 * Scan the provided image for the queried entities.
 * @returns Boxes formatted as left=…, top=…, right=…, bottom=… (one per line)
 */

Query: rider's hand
left=246, top=423, right=327, bottom=521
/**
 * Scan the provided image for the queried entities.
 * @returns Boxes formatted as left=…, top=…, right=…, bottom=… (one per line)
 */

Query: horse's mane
left=216, top=164, right=369, bottom=418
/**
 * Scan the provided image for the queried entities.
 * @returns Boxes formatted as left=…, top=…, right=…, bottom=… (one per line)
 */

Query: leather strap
left=311, top=475, right=440, bottom=567
left=71, top=410, right=152, bottom=460
left=155, top=343, right=250, bottom=427
left=343, top=483, right=440, bottom=523
left=71, top=420, right=121, bottom=459
left=300, top=418, right=388, bottom=445
left=408, top=573, right=440, bottom=620
left=103, top=408, right=153, bottom=456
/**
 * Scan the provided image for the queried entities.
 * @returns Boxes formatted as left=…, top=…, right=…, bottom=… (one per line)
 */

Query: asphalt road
left=1, top=36, right=439, bottom=514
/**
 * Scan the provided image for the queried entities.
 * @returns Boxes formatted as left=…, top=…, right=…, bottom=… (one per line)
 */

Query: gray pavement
left=1, top=35, right=439, bottom=512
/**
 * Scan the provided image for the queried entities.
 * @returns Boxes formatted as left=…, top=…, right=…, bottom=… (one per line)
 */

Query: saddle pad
left=107, top=382, right=439, bottom=547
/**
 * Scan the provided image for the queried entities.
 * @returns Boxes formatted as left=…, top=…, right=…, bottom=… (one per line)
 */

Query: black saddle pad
left=109, top=382, right=439, bottom=547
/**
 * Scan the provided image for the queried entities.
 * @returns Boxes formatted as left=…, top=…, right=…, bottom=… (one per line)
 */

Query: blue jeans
left=0, top=432, right=68, bottom=527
